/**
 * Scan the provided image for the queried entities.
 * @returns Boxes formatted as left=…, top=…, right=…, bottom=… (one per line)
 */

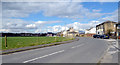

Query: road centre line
left=23, top=50, right=65, bottom=63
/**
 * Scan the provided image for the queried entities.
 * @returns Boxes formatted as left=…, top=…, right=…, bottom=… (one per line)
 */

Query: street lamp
left=116, top=23, right=120, bottom=49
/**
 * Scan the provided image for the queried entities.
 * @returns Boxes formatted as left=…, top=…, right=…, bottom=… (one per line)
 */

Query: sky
left=0, top=1, right=119, bottom=33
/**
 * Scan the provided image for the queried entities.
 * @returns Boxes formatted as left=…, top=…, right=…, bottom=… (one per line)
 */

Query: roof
left=86, top=27, right=94, bottom=31
left=96, top=21, right=117, bottom=27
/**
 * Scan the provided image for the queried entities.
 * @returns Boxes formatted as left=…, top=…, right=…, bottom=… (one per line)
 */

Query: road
left=2, top=37, right=108, bottom=63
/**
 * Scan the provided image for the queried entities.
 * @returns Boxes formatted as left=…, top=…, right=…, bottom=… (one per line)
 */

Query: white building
left=62, top=30, right=68, bottom=37
left=85, top=27, right=96, bottom=34
left=96, top=21, right=117, bottom=35
left=62, top=27, right=79, bottom=37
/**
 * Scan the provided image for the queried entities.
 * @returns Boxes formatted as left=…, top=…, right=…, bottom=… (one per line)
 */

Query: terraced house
left=96, top=21, right=117, bottom=36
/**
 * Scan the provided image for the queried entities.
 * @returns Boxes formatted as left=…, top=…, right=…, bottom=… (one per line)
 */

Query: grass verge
left=2, top=36, right=74, bottom=50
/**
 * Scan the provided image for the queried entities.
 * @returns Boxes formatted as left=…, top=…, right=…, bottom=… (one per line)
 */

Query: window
left=101, top=25, right=103, bottom=29
left=98, top=32, right=99, bottom=34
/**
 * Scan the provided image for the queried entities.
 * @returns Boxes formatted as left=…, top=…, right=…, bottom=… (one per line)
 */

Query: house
left=47, top=32, right=57, bottom=37
left=85, top=27, right=96, bottom=37
left=67, top=27, right=79, bottom=37
left=47, top=32, right=53, bottom=37
left=60, top=27, right=79, bottom=37
left=62, top=30, right=68, bottom=37
left=85, top=27, right=96, bottom=34
left=96, top=21, right=117, bottom=36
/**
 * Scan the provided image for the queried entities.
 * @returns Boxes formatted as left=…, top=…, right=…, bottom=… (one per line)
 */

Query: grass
left=2, top=36, right=74, bottom=50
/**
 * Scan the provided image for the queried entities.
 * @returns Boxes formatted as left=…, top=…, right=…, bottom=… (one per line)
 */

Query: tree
left=106, top=29, right=113, bottom=36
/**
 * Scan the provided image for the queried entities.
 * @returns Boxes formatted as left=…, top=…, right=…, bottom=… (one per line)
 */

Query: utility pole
left=117, top=24, right=119, bottom=49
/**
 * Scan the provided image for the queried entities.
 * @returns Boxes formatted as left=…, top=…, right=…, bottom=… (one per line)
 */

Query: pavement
left=2, top=37, right=109, bottom=63
left=99, top=39, right=119, bottom=64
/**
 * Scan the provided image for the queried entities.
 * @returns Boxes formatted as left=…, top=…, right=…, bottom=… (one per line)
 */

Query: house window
left=114, top=24, right=116, bottom=28
left=98, top=26, right=100, bottom=29
left=101, top=25, right=103, bottom=29
left=98, top=32, right=99, bottom=34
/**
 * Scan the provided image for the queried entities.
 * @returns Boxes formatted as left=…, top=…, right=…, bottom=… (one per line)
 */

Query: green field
left=2, top=36, right=74, bottom=50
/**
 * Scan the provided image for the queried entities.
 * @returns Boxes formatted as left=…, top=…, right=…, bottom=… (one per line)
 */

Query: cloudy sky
left=1, top=1, right=118, bottom=33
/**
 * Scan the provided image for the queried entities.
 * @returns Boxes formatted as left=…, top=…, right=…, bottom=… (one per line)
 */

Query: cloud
left=34, top=21, right=100, bottom=33
left=92, top=9, right=101, bottom=12
left=2, top=18, right=28, bottom=29
left=91, top=21, right=99, bottom=23
left=67, top=21, right=100, bottom=30
left=48, top=21, right=62, bottom=24
left=35, top=21, right=45, bottom=24
left=0, top=29, right=29, bottom=33
left=1, top=2, right=118, bottom=33
left=1, top=19, right=63, bottom=33
left=34, top=25, right=69, bottom=33
left=34, top=21, right=62, bottom=24
left=1, top=18, right=35, bottom=33
left=0, top=20, right=106, bottom=33
left=98, top=10, right=118, bottom=22
left=25, top=24, right=36, bottom=29
left=46, top=25, right=66, bottom=33
left=0, top=2, right=2, bottom=29
left=41, top=2, right=108, bottom=20
left=2, top=2, right=109, bottom=20
left=2, top=0, right=119, bottom=2
left=0, top=29, right=9, bottom=33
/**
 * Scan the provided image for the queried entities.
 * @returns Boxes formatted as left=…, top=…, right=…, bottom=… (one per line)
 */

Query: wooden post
left=55, top=37, right=56, bottom=41
left=5, top=35, right=7, bottom=48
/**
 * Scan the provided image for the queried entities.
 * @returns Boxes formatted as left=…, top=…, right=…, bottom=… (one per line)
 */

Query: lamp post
left=116, top=24, right=120, bottom=49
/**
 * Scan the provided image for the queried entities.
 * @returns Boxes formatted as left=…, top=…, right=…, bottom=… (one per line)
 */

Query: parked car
left=119, top=36, right=120, bottom=39
left=100, top=35, right=109, bottom=39
left=93, top=35, right=100, bottom=38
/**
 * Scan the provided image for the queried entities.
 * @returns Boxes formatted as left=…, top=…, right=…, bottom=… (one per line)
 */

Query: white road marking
left=71, top=47, right=75, bottom=48
left=109, top=46, right=115, bottom=48
left=112, top=42, right=116, bottom=43
left=23, top=50, right=65, bottom=63
left=71, top=44, right=84, bottom=49
left=108, top=51, right=118, bottom=54
left=104, top=39, right=116, bottom=42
